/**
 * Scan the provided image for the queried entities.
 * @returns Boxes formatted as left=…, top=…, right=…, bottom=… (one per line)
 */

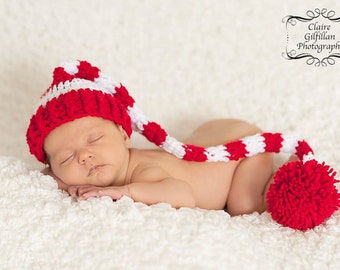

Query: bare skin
left=43, top=116, right=288, bottom=216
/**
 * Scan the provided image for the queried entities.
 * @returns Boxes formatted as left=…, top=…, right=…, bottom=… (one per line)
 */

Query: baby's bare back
left=183, top=119, right=274, bottom=213
left=133, top=149, right=239, bottom=210
left=134, top=119, right=274, bottom=213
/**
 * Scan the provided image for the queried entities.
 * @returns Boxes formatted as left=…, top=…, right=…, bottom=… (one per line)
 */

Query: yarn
left=267, top=160, right=340, bottom=230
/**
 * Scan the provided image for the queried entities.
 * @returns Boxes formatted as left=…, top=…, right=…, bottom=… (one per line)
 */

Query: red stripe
left=114, top=84, right=135, bottom=108
left=142, top=122, right=167, bottom=146
left=183, top=145, right=207, bottom=161
left=225, top=140, right=248, bottom=161
left=295, top=140, right=314, bottom=160
left=49, top=67, right=75, bottom=90
left=262, top=133, right=283, bottom=153
left=76, top=60, right=100, bottom=81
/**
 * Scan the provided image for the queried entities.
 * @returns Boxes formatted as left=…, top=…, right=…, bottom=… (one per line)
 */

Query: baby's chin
left=89, top=172, right=116, bottom=187
left=66, top=177, right=114, bottom=187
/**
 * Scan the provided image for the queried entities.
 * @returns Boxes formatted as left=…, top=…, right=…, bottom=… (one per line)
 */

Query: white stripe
left=161, top=136, right=185, bottom=159
left=205, top=145, right=230, bottom=162
left=60, top=60, right=80, bottom=75
left=280, top=134, right=299, bottom=154
left=39, top=78, right=117, bottom=107
left=302, top=152, right=315, bottom=163
left=95, top=72, right=119, bottom=94
left=128, top=106, right=149, bottom=132
left=242, top=133, right=265, bottom=157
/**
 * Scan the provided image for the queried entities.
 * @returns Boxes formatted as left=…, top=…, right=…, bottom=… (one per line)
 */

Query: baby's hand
left=68, top=185, right=131, bottom=201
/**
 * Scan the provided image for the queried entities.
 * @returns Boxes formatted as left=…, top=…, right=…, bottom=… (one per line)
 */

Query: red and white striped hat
left=26, top=60, right=339, bottom=230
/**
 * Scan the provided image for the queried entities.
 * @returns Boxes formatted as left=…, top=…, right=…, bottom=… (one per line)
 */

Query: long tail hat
left=27, top=60, right=340, bottom=230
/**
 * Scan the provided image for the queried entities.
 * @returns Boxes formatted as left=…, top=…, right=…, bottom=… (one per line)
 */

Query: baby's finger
left=68, top=185, right=95, bottom=197
left=67, top=186, right=79, bottom=197
left=80, top=189, right=101, bottom=200
left=97, top=189, right=124, bottom=200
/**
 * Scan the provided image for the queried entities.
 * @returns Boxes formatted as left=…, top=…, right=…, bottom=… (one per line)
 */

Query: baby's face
left=44, top=116, right=130, bottom=187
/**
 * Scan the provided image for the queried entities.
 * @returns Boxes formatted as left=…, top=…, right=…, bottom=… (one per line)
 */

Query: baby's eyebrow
left=48, top=148, right=71, bottom=163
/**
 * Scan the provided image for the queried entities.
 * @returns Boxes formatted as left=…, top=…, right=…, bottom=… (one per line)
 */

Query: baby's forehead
left=48, top=117, right=109, bottom=138
left=43, top=117, right=116, bottom=152
left=43, top=118, right=95, bottom=150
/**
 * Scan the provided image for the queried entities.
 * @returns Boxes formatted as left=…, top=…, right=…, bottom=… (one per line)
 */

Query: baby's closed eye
left=60, top=153, right=74, bottom=165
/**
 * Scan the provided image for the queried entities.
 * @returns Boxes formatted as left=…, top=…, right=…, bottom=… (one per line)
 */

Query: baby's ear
left=118, top=125, right=131, bottom=147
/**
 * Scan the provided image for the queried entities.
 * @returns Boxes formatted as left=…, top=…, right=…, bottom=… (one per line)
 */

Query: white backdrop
left=1, top=0, right=339, bottom=169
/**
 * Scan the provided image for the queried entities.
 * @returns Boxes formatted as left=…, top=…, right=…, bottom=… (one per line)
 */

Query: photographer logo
left=283, top=8, right=340, bottom=66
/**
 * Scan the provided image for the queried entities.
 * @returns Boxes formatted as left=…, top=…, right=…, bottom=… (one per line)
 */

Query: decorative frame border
left=282, top=8, right=340, bottom=66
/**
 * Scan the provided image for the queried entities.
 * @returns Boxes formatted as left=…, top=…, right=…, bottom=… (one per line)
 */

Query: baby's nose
left=78, top=149, right=93, bottom=163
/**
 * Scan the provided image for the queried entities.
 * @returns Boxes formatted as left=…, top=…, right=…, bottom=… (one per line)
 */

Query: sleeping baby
left=27, top=60, right=339, bottom=230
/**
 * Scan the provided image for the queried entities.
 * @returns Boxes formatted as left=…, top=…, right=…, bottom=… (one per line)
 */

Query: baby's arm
left=69, top=177, right=196, bottom=208
left=129, top=178, right=196, bottom=208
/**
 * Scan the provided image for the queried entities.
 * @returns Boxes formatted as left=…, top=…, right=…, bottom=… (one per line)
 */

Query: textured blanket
left=1, top=156, right=339, bottom=269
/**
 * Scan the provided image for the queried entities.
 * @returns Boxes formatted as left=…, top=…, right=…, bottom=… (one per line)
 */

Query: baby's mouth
left=88, top=165, right=103, bottom=176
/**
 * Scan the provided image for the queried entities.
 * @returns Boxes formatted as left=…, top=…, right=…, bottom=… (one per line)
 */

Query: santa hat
left=26, top=60, right=340, bottom=230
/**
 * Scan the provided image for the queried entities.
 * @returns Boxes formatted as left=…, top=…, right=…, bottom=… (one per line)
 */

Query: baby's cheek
left=60, top=162, right=94, bottom=185
left=55, top=167, right=78, bottom=185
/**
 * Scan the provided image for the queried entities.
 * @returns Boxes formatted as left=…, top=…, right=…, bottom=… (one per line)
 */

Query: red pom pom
left=267, top=160, right=340, bottom=230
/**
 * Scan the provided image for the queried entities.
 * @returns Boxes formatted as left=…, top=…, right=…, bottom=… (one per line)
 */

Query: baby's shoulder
left=129, top=148, right=172, bottom=183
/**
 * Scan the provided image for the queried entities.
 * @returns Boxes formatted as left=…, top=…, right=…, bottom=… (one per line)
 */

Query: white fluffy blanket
left=1, top=156, right=339, bottom=269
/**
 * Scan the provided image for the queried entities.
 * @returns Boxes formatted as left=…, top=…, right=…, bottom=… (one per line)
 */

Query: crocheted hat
left=26, top=60, right=339, bottom=230
left=26, top=60, right=134, bottom=163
